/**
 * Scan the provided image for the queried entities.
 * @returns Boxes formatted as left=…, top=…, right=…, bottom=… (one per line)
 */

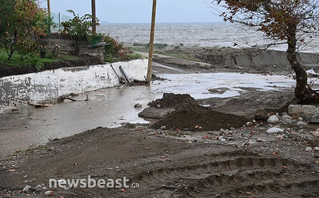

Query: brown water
left=0, top=86, right=160, bottom=159
left=0, top=69, right=301, bottom=159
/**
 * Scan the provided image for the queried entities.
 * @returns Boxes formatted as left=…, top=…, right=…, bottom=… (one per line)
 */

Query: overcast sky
left=40, top=0, right=224, bottom=23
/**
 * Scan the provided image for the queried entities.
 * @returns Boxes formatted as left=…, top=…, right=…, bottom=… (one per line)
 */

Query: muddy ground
left=1, top=48, right=319, bottom=197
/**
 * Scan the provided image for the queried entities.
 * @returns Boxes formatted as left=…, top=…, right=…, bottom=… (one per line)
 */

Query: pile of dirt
left=151, top=93, right=247, bottom=131
left=0, top=56, right=102, bottom=78
left=148, top=93, right=197, bottom=108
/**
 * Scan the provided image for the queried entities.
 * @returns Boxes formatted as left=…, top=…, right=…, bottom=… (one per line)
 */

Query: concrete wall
left=0, top=59, right=147, bottom=106
left=40, top=34, right=104, bottom=60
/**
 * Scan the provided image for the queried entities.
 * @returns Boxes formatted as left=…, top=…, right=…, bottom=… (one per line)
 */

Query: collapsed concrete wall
left=40, top=34, right=104, bottom=60
left=0, top=59, right=147, bottom=106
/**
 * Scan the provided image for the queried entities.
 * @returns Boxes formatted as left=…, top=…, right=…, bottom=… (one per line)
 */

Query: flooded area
left=0, top=68, right=301, bottom=159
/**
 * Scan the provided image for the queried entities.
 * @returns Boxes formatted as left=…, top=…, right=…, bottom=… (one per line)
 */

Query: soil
left=0, top=56, right=102, bottom=78
left=148, top=93, right=197, bottom=108
left=1, top=48, right=319, bottom=198
left=150, top=93, right=247, bottom=131
left=0, top=125, right=318, bottom=198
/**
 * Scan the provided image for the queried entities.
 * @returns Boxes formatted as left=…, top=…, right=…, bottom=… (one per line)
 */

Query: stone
left=281, top=115, right=292, bottom=124
left=134, top=103, right=142, bottom=109
left=297, top=121, right=307, bottom=125
left=246, top=122, right=253, bottom=127
left=267, top=115, right=280, bottom=124
left=267, top=127, right=284, bottom=134
left=44, top=191, right=53, bottom=197
left=23, top=185, right=31, bottom=192
left=305, top=147, right=313, bottom=152
left=314, top=147, right=319, bottom=151
left=254, top=109, right=268, bottom=120
left=281, top=112, right=289, bottom=116
left=310, top=111, right=319, bottom=124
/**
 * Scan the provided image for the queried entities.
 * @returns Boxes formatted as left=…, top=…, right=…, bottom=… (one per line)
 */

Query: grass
left=158, top=52, right=202, bottom=62
left=104, top=52, right=144, bottom=63
left=131, top=46, right=202, bottom=62
left=133, top=43, right=169, bottom=49
left=0, top=48, right=79, bottom=69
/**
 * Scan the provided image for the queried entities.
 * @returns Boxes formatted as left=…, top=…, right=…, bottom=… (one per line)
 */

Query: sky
left=40, top=0, right=224, bottom=23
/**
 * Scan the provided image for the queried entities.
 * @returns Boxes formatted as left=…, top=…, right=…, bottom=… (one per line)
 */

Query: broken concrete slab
left=288, top=104, right=319, bottom=116
left=288, top=104, right=303, bottom=115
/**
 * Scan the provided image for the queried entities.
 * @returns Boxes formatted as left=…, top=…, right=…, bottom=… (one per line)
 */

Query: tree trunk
left=8, top=31, right=18, bottom=60
left=286, top=24, right=308, bottom=102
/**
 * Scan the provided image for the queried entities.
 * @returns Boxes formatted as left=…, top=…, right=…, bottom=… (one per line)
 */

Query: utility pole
left=47, top=0, right=51, bottom=33
left=147, top=0, right=157, bottom=84
left=91, top=0, right=96, bottom=33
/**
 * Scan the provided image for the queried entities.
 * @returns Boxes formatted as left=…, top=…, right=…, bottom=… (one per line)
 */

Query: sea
left=98, top=22, right=319, bottom=53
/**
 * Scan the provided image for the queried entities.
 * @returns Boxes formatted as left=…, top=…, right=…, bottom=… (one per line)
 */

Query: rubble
left=267, top=127, right=284, bottom=133
left=267, top=115, right=280, bottom=123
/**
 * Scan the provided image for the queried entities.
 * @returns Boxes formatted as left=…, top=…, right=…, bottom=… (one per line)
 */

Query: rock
left=23, top=185, right=31, bottom=192
left=315, top=147, right=319, bottom=151
left=305, top=147, right=313, bottom=152
left=281, top=115, right=292, bottom=124
left=297, top=121, right=307, bottom=125
left=246, top=122, right=253, bottom=127
left=288, top=104, right=302, bottom=115
left=281, top=112, right=288, bottom=116
left=134, top=103, right=142, bottom=108
left=44, top=190, right=53, bottom=196
left=267, top=127, right=284, bottom=134
left=267, top=115, right=280, bottom=124
left=254, top=109, right=268, bottom=120
left=310, top=111, right=319, bottom=124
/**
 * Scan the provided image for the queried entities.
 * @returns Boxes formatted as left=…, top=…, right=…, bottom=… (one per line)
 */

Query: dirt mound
left=148, top=93, right=197, bottom=108
left=152, top=100, right=247, bottom=131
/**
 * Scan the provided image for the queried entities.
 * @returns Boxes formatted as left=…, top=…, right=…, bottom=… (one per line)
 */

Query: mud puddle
left=0, top=70, right=309, bottom=159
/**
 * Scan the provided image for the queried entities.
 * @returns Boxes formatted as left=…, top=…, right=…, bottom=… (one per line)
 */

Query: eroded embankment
left=158, top=47, right=319, bottom=73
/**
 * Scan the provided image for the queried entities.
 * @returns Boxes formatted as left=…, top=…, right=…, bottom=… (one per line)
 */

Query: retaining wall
left=0, top=59, right=147, bottom=106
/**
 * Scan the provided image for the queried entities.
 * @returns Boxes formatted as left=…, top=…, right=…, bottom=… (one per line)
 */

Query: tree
left=61, top=10, right=99, bottom=54
left=0, top=0, right=47, bottom=60
left=215, top=0, right=319, bottom=103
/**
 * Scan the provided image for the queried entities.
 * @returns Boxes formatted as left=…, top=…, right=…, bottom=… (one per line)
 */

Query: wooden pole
left=47, top=0, right=51, bottom=33
left=91, top=0, right=96, bottom=33
left=147, top=0, right=157, bottom=84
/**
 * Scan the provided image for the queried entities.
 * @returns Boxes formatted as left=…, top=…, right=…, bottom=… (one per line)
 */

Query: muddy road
left=0, top=126, right=318, bottom=198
